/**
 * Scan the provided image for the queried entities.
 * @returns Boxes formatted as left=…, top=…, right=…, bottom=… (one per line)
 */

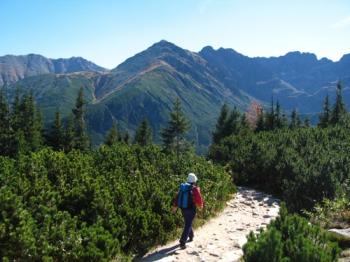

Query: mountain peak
left=150, top=40, right=178, bottom=49
left=284, top=51, right=318, bottom=61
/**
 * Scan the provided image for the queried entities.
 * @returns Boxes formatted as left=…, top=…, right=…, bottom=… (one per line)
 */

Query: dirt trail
left=138, top=187, right=280, bottom=262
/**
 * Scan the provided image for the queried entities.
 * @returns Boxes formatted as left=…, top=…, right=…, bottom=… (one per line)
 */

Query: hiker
left=172, top=172, right=204, bottom=249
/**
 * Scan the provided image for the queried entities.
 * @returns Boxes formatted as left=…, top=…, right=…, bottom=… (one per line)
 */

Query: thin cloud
left=330, top=16, right=350, bottom=29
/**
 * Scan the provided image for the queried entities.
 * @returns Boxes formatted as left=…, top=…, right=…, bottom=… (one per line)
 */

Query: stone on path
left=328, top=228, right=350, bottom=240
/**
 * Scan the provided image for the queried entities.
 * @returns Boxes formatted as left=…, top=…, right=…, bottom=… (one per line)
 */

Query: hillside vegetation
left=0, top=89, right=235, bottom=260
left=207, top=83, right=349, bottom=260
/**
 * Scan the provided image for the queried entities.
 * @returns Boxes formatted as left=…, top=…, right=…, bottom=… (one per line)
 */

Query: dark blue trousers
left=180, top=208, right=196, bottom=245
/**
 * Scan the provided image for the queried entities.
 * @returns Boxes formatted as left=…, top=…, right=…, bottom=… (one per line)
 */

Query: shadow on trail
left=135, top=244, right=180, bottom=261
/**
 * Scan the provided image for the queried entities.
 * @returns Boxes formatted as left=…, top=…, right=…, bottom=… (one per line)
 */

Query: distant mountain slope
left=2, top=40, right=350, bottom=151
left=86, top=41, right=252, bottom=151
left=0, top=54, right=106, bottom=86
left=7, top=72, right=96, bottom=121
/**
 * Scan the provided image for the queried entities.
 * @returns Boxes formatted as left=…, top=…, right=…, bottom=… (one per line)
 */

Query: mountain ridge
left=1, top=40, right=349, bottom=152
left=0, top=54, right=107, bottom=86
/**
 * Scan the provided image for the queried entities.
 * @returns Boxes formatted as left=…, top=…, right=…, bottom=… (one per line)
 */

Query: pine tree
left=330, top=82, right=347, bottom=125
left=123, top=132, right=130, bottom=144
left=24, top=92, right=43, bottom=151
left=104, top=121, right=119, bottom=146
left=161, top=98, right=190, bottom=155
left=12, top=92, right=42, bottom=153
left=266, top=98, right=275, bottom=130
left=63, top=115, right=75, bottom=152
left=72, top=88, right=90, bottom=151
left=11, top=88, right=21, bottom=133
left=0, top=90, right=11, bottom=155
left=212, top=103, right=229, bottom=144
left=134, top=118, right=153, bottom=146
left=224, top=107, right=241, bottom=137
left=274, top=101, right=283, bottom=129
left=255, top=108, right=265, bottom=132
left=289, top=109, right=301, bottom=129
left=48, top=110, right=64, bottom=150
left=318, top=95, right=331, bottom=128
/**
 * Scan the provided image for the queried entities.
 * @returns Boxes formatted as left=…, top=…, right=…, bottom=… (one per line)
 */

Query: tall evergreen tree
left=161, top=98, right=190, bottom=155
left=123, top=132, right=130, bottom=144
left=11, top=88, right=21, bottom=133
left=24, top=92, right=43, bottom=151
left=318, top=95, right=331, bottom=128
left=48, top=110, right=64, bottom=150
left=330, top=82, right=347, bottom=125
left=134, top=118, right=153, bottom=146
left=255, top=108, right=265, bottom=132
left=266, top=97, right=275, bottom=130
left=104, top=121, right=119, bottom=146
left=274, top=101, right=287, bottom=129
left=289, top=109, right=301, bottom=129
left=224, top=107, right=241, bottom=137
left=72, top=88, right=90, bottom=151
left=0, top=90, right=11, bottom=155
left=63, top=115, right=75, bottom=152
left=12, top=92, right=43, bottom=153
left=212, top=103, right=229, bottom=144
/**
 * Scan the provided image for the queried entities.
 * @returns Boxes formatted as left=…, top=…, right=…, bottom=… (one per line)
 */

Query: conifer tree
left=240, top=114, right=250, bottom=133
left=212, top=103, right=229, bottom=144
left=330, top=82, right=347, bottom=125
left=255, top=108, right=265, bottom=132
left=48, top=110, right=63, bottom=150
left=25, top=93, right=43, bottom=151
left=318, top=95, right=331, bottom=128
left=72, top=88, right=90, bottom=151
left=274, top=101, right=283, bottom=129
left=123, top=132, right=130, bottom=144
left=11, top=88, right=21, bottom=133
left=289, top=109, right=301, bottom=129
left=161, top=98, right=190, bottom=155
left=63, top=115, right=75, bottom=152
left=14, top=92, right=43, bottom=152
left=266, top=98, right=275, bottom=130
left=0, top=90, right=11, bottom=155
left=224, top=107, right=241, bottom=137
left=104, top=121, right=119, bottom=146
left=134, top=118, right=153, bottom=146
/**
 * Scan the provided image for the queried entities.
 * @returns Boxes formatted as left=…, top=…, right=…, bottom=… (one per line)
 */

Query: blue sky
left=0, top=0, right=349, bottom=68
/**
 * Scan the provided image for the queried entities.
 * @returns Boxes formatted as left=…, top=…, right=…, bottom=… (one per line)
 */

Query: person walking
left=172, top=173, right=204, bottom=249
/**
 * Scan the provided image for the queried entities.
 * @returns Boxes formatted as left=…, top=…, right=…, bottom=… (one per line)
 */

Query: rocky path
left=138, top=187, right=280, bottom=262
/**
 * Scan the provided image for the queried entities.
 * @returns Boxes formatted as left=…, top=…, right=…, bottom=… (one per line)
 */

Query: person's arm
left=193, top=186, right=204, bottom=209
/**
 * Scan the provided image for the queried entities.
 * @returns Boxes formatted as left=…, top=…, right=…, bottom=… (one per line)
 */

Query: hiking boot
left=180, top=243, right=186, bottom=249
left=188, top=236, right=193, bottom=242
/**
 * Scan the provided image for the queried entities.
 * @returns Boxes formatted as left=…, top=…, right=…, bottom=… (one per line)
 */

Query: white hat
left=187, top=173, right=198, bottom=183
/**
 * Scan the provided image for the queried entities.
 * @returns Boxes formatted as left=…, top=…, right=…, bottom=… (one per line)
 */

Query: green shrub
left=0, top=144, right=235, bottom=260
left=243, top=203, right=340, bottom=262
left=209, top=126, right=350, bottom=211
